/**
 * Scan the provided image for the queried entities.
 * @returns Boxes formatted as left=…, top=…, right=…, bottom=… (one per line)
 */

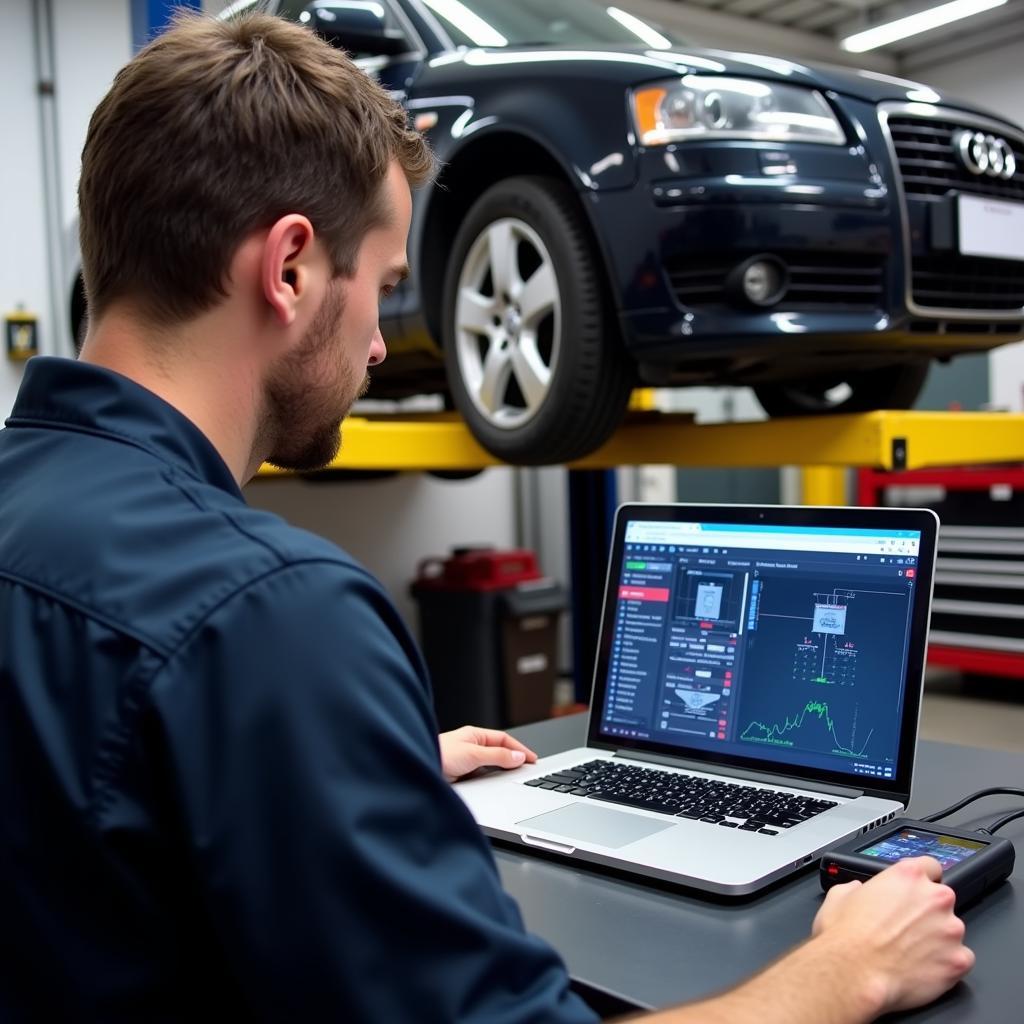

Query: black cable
left=920, top=787, right=1024, bottom=824
left=978, top=807, right=1024, bottom=836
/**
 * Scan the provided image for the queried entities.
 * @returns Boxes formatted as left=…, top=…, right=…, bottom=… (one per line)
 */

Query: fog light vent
left=665, top=250, right=885, bottom=310
left=729, top=255, right=788, bottom=308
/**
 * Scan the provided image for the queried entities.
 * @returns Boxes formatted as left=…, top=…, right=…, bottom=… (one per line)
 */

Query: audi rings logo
left=954, top=130, right=1017, bottom=179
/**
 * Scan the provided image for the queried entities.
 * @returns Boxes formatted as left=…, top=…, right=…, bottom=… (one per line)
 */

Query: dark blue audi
left=71, top=0, right=1024, bottom=464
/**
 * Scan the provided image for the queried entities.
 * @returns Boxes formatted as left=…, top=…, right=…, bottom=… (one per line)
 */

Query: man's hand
left=811, top=856, right=974, bottom=1016
left=438, top=726, right=538, bottom=782
left=633, top=854, right=974, bottom=1024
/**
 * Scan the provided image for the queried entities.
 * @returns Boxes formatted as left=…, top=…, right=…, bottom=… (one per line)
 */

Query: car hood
left=436, top=44, right=1018, bottom=129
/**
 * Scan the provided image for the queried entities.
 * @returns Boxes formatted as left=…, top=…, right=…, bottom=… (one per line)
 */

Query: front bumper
left=587, top=99, right=1024, bottom=384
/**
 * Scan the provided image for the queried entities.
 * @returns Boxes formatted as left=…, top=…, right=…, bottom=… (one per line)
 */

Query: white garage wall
left=244, top=471, right=519, bottom=637
left=0, top=0, right=51, bottom=418
left=909, top=40, right=1024, bottom=127
left=909, top=40, right=1024, bottom=411
left=51, top=0, right=132, bottom=247
left=993, top=343, right=1024, bottom=412
left=0, top=0, right=131, bottom=421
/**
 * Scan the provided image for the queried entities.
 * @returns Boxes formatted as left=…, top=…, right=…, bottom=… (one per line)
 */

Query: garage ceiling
left=627, top=0, right=1024, bottom=70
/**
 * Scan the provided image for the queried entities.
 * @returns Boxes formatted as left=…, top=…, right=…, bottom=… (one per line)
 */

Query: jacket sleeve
left=146, top=559, right=597, bottom=1024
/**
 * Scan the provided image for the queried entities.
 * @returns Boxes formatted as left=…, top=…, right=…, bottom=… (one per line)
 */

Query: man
left=0, top=12, right=972, bottom=1023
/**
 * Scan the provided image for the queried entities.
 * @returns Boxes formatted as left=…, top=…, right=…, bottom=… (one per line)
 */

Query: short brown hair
left=78, top=10, right=433, bottom=327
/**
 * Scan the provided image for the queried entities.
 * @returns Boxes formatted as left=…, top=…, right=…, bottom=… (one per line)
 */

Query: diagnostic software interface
left=599, top=521, right=922, bottom=782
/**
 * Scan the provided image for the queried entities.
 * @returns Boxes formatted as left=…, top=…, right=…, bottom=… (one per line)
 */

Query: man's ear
left=261, top=214, right=317, bottom=326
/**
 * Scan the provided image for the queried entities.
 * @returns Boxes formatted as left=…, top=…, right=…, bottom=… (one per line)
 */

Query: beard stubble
left=260, top=284, right=370, bottom=472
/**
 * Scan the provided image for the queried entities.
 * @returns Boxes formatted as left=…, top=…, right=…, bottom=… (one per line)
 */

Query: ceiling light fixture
left=840, top=0, right=1007, bottom=52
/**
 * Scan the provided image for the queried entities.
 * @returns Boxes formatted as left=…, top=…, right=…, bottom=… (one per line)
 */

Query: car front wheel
left=442, top=176, right=633, bottom=465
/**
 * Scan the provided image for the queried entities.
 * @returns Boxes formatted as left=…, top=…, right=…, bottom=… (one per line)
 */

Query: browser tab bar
left=624, top=521, right=921, bottom=556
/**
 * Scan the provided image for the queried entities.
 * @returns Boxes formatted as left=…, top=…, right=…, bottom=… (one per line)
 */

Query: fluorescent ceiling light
left=841, top=0, right=1007, bottom=52
left=607, top=7, right=673, bottom=49
left=421, top=0, right=508, bottom=47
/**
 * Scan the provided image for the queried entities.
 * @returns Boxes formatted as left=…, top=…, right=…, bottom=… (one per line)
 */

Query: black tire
left=753, top=362, right=931, bottom=418
left=427, top=468, right=485, bottom=481
left=442, top=176, right=634, bottom=465
left=71, top=274, right=88, bottom=356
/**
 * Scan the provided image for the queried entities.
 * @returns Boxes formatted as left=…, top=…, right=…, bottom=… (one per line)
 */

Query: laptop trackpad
left=517, top=803, right=675, bottom=849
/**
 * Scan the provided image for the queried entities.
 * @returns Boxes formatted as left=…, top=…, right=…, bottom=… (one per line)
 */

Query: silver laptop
left=458, top=503, right=939, bottom=895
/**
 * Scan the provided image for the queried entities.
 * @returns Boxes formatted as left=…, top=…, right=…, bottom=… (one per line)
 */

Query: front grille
left=666, top=251, right=885, bottom=311
left=887, top=116, right=1024, bottom=201
left=885, top=111, right=1024, bottom=314
left=913, top=254, right=1024, bottom=310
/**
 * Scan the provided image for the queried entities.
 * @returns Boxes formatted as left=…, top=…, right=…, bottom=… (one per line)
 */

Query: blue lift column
left=568, top=469, right=618, bottom=705
left=131, top=0, right=201, bottom=49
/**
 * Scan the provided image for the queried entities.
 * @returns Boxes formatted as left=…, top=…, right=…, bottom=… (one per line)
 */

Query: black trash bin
left=411, top=548, right=566, bottom=731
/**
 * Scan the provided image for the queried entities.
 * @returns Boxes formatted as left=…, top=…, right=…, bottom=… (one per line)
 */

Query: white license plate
left=958, top=194, right=1024, bottom=261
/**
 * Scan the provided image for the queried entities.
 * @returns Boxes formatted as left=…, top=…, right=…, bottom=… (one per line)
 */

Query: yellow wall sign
left=5, top=312, right=38, bottom=361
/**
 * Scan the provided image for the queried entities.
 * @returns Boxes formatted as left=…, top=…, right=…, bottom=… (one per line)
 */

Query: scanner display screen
left=858, top=828, right=985, bottom=869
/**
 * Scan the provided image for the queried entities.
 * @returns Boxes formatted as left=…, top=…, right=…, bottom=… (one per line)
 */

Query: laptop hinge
left=614, top=749, right=864, bottom=799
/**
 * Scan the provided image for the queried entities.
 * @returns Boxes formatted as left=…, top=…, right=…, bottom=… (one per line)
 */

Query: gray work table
left=498, top=714, right=1024, bottom=1020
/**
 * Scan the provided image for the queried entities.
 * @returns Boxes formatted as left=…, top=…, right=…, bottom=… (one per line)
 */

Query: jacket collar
left=6, top=357, right=242, bottom=499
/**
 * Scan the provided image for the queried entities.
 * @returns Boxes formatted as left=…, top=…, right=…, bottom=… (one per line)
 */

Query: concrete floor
left=921, top=668, right=1024, bottom=754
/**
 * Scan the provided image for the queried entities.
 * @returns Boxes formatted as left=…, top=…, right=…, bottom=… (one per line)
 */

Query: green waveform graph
left=740, top=700, right=873, bottom=758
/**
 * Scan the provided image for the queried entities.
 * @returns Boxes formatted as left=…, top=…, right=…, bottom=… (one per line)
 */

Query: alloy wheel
left=453, top=217, right=561, bottom=430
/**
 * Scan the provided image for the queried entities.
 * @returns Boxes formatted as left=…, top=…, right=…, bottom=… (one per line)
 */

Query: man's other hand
left=811, top=856, right=975, bottom=1016
left=439, top=726, right=539, bottom=782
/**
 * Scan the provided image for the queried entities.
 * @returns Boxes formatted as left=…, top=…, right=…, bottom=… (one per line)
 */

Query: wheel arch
left=416, top=129, right=610, bottom=347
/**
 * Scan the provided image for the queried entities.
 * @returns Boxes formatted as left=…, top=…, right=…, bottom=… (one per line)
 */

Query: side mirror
left=301, top=2, right=412, bottom=57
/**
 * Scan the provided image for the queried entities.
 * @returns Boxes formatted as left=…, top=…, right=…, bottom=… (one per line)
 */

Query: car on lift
left=69, top=0, right=1024, bottom=464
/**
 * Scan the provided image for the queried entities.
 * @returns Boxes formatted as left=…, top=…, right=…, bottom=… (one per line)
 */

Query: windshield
left=418, top=0, right=680, bottom=50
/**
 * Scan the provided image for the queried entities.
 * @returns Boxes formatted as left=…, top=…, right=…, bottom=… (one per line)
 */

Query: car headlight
left=632, top=76, right=845, bottom=146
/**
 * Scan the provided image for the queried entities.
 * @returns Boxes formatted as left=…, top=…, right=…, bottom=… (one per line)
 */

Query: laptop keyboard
left=525, top=760, right=837, bottom=835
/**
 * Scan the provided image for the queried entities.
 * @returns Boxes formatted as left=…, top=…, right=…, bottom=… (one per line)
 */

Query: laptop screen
left=591, top=507, right=937, bottom=796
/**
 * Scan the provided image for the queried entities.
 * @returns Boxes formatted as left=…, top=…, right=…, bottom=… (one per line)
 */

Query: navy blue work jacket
left=0, top=357, right=596, bottom=1023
